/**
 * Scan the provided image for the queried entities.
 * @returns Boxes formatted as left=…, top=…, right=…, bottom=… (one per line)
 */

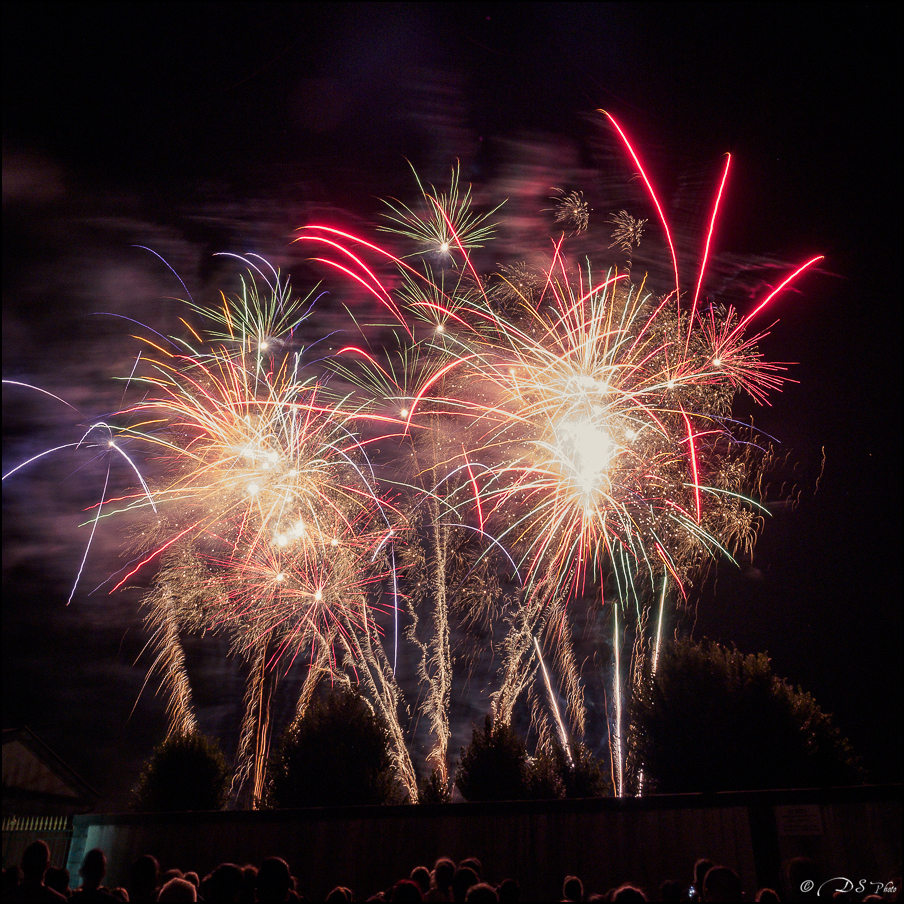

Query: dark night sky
left=3, top=2, right=901, bottom=807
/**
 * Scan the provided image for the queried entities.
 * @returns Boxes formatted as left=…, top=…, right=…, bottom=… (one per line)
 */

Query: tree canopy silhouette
left=456, top=714, right=531, bottom=801
left=132, top=731, right=230, bottom=811
left=629, top=638, right=862, bottom=792
left=267, top=685, right=402, bottom=807
left=455, top=716, right=613, bottom=801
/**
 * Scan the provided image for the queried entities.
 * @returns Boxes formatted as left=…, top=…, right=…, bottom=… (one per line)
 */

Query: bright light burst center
left=554, top=416, right=614, bottom=501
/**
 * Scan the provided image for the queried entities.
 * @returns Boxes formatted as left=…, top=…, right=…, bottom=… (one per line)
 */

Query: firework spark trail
left=613, top=607, right=624, bottom=797
left=130, top=580, right=198, bottom=738
left=340, top=621, right=419, bottom=802
left=534, top=635, right=572, bottom=764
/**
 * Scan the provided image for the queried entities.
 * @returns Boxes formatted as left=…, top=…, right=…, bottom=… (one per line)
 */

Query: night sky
left=3, top=3, right=901, bottom=808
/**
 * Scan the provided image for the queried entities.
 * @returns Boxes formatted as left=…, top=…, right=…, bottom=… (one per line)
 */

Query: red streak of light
left=600, top=110, right=680, bottom=301
left=110, top=523, right=198, bottom=592
left=654, top=542, right=687, bottom=600
left=689, top=153, right=731, bottom=339
left=403, top=353, right=478, bottom=433
left=730, top=255, right=824, bottom=341
left=308, top=258, right=411, bottom=336
left=428, top=196, right=492, bottom=307
left=295, top=235, right=394, bottom=305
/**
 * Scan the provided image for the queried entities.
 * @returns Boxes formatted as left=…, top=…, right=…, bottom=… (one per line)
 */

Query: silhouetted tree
left=554, top=740, right=613, bottom=798
left=525, top=749, right=564, bottom=799
left=524, top=740, right=612, bottom=799
left=132, top=732, right=229, bottom=811
left=455, top=715, right=530, bottom=801
left=268, top=686, right=402, bottom=807
left=455, top=716, right=613, bottom=801
left=418, top=766, right=453, bottom=804
left=629, top=638, right=862, bottom=792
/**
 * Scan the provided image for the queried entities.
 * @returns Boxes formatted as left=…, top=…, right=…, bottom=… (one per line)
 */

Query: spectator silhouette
left=3, top=866, right=23, bottom=895
left=689, top=859, right=713, bottom=902
left=7, top=840, right=67, bottom=901
left=256, top=857, right=298, bottom=903
left=72, top=848, right=118, bottom=902
left=465, top=884, right=498, bottom=902
left=159, top=876, right=197, bottom=902
left=451, top=867, right=479, bottom=903
left=240, top=864, right=259, bottom=903
left=425, top=859, right=455, bottom=902
left=658, top=879, right=683, bottom=902
left=128, top=854, right=160, bottom=904
left=46, top=866, right=71, bottom=897
left=563, top=875, right=583, bottom=901
left=497, top=878, right=519, bottom=902
left=410, top=867, right=431, bottom=897
left=756, top=890, right=780, bottom=903
left=612, top=885, right=647, bottom=903
left=701, top=866, right=742, bottom=902
left=204, top=862, right=244, bottom=903
left=459, top=859, right=482, bottom=880
left=325, top=886, right=354, bottom=902
left=391, top=878, right=423, bottom=901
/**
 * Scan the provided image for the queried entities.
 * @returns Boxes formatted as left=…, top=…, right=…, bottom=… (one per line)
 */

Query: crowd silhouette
left=3, top=839, right=898, bottom=902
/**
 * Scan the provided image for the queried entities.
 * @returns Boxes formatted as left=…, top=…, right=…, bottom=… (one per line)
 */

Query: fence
left=2, top=814, right=73, bottom=872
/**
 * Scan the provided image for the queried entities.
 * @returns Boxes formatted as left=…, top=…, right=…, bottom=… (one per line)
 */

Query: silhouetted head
left=207, top=862, right=243, bottom=903
left=466, top=882, right=499, bottom=902
left=256, top=856, right=293, bottom=903
left=693, top=859, right=714, bottom=890
left=158, top=876, right=197, bottom=902
left=563, top=875, right=584, bottom=901
left=45, top=866, right=70, bottom=895
left=21, top=840, right=51, bottom=881
left=702, top=866, right=742, bottom=902
left=612, top=885, right=647, bottom=903
left=3, top=865, right=23, bottom=891
left=129, top=853, right=160, bottom=896
left=452, top=866, right=479, bottom=903
left=460, top=858, right=482, bottom=879
left=81, top=848, right=107, bottom=885
left=433, top=858, right=456, bottom=892
left=410, top=867, right=431, bottom=894
left=497, top=878, right=519, bottom=902
left=658, top=879, right=684, bottom=902
left=391, top=878, right=423, bottom=902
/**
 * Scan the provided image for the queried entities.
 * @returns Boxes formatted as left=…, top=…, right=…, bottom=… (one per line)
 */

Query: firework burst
left=4, top=113, right=821, bottom=801
left=94, top=260, right=416, bottom=803
left=300, top=112, right=821, bottom=788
